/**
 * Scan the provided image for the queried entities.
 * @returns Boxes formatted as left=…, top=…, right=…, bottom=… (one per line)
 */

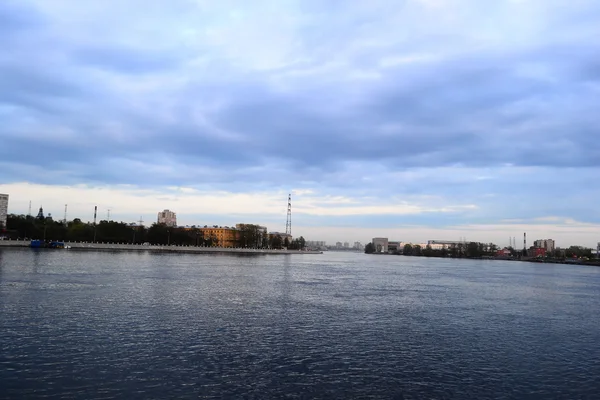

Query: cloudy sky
left=1, top=0, right=599, bottom=247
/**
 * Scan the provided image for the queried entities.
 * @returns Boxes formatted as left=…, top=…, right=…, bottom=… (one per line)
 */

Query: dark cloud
left=1, top=0, right=600, bottom=224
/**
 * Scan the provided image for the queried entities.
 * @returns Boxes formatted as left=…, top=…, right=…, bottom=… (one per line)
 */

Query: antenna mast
left=285, top=193, right=292, bottom=236
left=64, top=204, right=68, bottom=224
left=28, top=201, right=32, bottom=217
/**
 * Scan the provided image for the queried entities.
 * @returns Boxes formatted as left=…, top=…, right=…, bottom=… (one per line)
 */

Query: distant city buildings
left=0, top=193, right=8, bottom=228
left=534, top=239, right=555, bottom=252
left=427, top=240, right=464, bottom=247
left=157, top=209, right=177, bottom=227
left=306, top=240, right=326, bottom=248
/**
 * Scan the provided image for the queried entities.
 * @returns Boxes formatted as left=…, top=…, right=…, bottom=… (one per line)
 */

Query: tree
left=440, top=245, right=448, bottom=258
left=284, top=237, right=290, bottom=248
left=565, top=246, right=592, bottom=259
left=298, top=236, right=306, bottom=250
left=269, top=235, right=283, bottom=249
left=403, top=244, right=413, bottom=255
left=147, top=223, right=168, bottom=245
left=364, top=242, right=375, bottom=254
left=467, top=242, right=482, bottom=258
left=423, top=244, right=433, bottom=257
left=237, top=224, right=265, bottom=248
left=413, top=245, right=422, bottom=256
left=449, top=244, right=458, bottom=258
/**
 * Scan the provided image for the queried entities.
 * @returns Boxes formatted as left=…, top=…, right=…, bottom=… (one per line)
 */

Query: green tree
left=413, top=245, right=422, bottom=256
left=450, top=244, right=458, bottom=258
left=237, top=224, right=265, bottom=248
left=440, top=245, right=448, bottom=258
left=364, top=242, right=375, bottom=254
left=147, top=223, right=168, bottom=244
left=423, top=244, right=433, bottom=257
left=467, top=242, right=482, bottom=258
left=403, top=244, right=413, bottom=255
left=269, top=235, right=283, bottom=249
left=298, top=236, right=306, bottom=250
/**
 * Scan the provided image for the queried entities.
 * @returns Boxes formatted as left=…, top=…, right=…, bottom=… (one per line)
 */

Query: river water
left=1, top=249, right=599, bottom=399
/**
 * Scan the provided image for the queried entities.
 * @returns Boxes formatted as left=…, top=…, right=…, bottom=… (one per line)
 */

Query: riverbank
left=368, top=252, right=600, bottom=267
left=0, top=240, right=323, bottom=255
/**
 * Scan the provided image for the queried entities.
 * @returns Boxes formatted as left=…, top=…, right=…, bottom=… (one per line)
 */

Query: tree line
left=365, top=241, right=596, bottom=260
left=365, top=242, right=500, bottom=258
left=4, top=214, right=306, bottom=249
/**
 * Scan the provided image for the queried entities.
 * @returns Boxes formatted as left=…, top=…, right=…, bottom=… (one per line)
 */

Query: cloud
left=1, top=0, right=599, bottom=245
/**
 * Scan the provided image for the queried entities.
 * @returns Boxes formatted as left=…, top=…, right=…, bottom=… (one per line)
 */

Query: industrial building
left=533, top=239, right=555, bottom=252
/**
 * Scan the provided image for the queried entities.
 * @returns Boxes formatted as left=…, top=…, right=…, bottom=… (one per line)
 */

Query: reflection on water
left=1, top=248, right=599, bottom=399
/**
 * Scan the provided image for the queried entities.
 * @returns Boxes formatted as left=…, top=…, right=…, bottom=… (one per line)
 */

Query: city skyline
left=1, top=184, right=597, bottom=248
left=1, top=1, right=599, bottom=247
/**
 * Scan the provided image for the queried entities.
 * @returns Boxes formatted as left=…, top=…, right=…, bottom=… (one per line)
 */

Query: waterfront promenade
left=0, top=240, right=323, bottom=255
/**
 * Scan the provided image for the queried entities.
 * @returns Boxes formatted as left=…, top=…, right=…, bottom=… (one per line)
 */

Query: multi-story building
left=0, top=193, right=8, bottom=229
left=157, top=209, right=177, bottom=227
left=200, top=226, right=239, bottom=247
left=306, top=240, right=326, bottom=248
left=534, top=239, right=555, bottom=252
left=372, top=238, right=389, bottom=252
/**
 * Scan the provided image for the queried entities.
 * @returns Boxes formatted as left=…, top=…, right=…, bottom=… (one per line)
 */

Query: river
left=1, top=248, right=599, bottom=399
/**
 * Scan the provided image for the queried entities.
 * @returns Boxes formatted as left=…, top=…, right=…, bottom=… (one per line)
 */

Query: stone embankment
left=0, top=240, right=323, bottom=255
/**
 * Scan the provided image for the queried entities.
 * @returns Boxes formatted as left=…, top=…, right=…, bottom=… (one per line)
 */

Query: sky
left=1, top=0, right=599, bottom=247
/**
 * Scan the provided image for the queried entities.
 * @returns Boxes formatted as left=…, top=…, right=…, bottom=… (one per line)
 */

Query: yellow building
left=199, top=226, right=239, bottom=247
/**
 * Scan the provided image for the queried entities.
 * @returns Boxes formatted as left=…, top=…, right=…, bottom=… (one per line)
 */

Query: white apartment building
left=0, top=193, right=8, bottom=229
left=534, top=239, right=555, bottom=252
left=157, top=209, right=177, bottom=227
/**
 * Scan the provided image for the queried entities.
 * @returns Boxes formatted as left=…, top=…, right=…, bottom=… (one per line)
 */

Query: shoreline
left=370, top=252, right=600, bottom=267
left=0, top=240, right=323, bottom=255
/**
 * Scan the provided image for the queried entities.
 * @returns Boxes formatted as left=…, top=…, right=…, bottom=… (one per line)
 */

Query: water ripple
left=1, top=249, right=599, bottom=399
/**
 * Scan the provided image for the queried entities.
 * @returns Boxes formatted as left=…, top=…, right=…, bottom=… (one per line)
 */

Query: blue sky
left=1, top=0, right=599, bottom=246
